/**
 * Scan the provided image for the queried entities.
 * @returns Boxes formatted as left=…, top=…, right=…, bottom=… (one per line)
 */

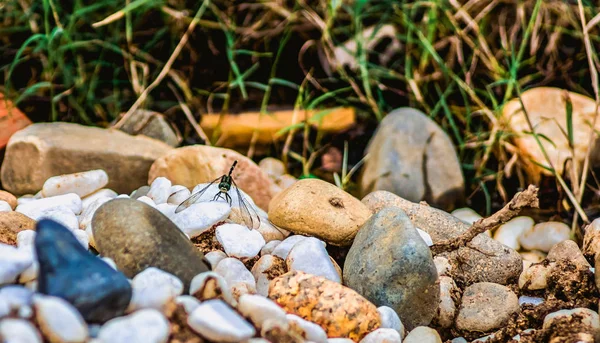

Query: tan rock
left=503, top=87, right=599, bottom=179
left=0, top=191, right=17, bottom=210
left=268, top=270, right=380, bottom=341
left=0, top=211, right=36, bottom=246
left=0, top=123, right=172, bottom=195
left=268, top=179, right=371, bottom=246
left=148, top=145, right=274, bottom=211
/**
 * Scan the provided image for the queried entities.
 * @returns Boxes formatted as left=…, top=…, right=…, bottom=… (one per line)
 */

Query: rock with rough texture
left=359, top=108, right=465, bottom=211
left=547, top=240, right=590, bottom=268
left=287, top=237, right=340, bottom=283
left=519, top=221, right=570, bottom=252
left=35, top=219, right=132, bottom=323
left=1, top=122, right=172, bottom=195
left=362, top=191, right=522, bottom=285
left=42, top=170, right=109, bottom=198
left=269, top=270, right=380, bottom=341
left=0, top=211, right=35, bottom=246
left=127, top=267, right=183, bottom=312
left=455, top=282, right=519, bottom=333
left=403, top=326, right=442, bottom=343
left=188, top=299, right=256, bottom=342
left=0, top=318, right=42, bottom=343
left=33, top=295, right=89, bottom=343
left=117, top=109, right=179, bottom=147
left=543, top=308, right=600, bottom=342
left=0, top=190, right=17, bottom=210
left=344, top=207, right=438, bottom=330
left=268, top=179, right=372, bottom=246
left=518, top=263, right=552, bottom=290
left=97, top=309, right=170, bottom=343
left=148, top=145, right=274, bottom=210
left=92, top=199, right=210, bottom=292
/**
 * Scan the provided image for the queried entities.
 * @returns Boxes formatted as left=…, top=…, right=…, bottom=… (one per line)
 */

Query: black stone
left=35, top=219, right=132, bottom=323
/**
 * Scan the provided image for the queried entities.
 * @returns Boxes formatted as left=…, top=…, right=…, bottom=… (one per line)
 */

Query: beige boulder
left=268, top=179, right=371, bottom=246
left=1, top=123, right=172, bottom=195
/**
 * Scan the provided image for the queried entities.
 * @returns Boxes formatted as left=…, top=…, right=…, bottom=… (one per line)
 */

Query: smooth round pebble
left=259, top=158, right=286, bottom=178
left=251, top=254, right=286, bottom=297
left=171, top=202, right=231, bottom=238
left=271, top=235, right=308, bottom=260
left=377, top=306, right=405, bottom=338
left=0, top=201, right=11, bottom=212
left=0, top=243, right=33, bottom=284
left=34, top=295, right=88, bottom=343
left=519, top=221, right=570, bottom=252
left=189, top=271, right=235, bottom=306
left=238, top=294, right=286, bottom=329
left=456, top=282, right=519, bottom=332
left=136, top=196, right=156, bottom=208
left=128, top=267, right=183, bottom=312
left=403, top=326, right=442, bottom=343
left=0, top=191, right=17, bottom=210
left=36, top=206, right=79, bottom=232
left=97, top=309, right=169, bottom=343
left=260, top=240, right=281, bottom=256
left=493, top=216, right=534, bottom=250
left=204, top=250, right=228, bottom=269
left=435, top=276, right=458, bottom=328
left=360, top=328, right=402, bottom=343
left=146, top=177, right=172, bottom=205
left=175, top=295, right=201, bottom=314
left=216, top=223, right=265, bottom=259
left=17, top=193, right=82, bottom=217
left=81, top=189, right=117, bottom=209
left=0, top=318, right=42, bottom=343
left=451, top=208, right=482, bottom=224
left=42, top=170, right=109, bottom=198
left=79, top=197, right=113, bottom=230
left=167, top=186, right=190, bottom=205
left=286, top=314, right=328, bottom=343
left=518, top=263, right=551, bottom=290
left=287, top=237, right=340, bottom=283
left=214, top=258, right=257, bottom=295
left=188, top=299, right=256, bottom=342
left=433, top=256, right=452, bottom=276
left=0, top=285, right=34, bottom=311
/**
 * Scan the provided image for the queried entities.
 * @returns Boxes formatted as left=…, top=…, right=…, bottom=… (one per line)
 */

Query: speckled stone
left=92, top=198, right=210, bottom=292
left=0, top=211, right=36, bottom=246
left=344, top=207, right=439, bottom=330
left=456, top=282, right=519, bottom=333
left=268, top=270, right=380, bottom=341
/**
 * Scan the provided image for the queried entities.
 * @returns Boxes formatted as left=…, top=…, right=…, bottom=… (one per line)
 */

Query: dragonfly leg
left=225, top=192, right=232, bottom=206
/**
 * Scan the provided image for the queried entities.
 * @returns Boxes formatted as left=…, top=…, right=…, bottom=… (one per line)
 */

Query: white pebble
left=171, top=202, right=231, bottom=238
left=433, top=256, right=452, bottom=276
left=286, top=237, right=340, bottom=283
left=216, top=223, right=265, bottom=259
left=251, top=255, right=280, bottom=297
left=452, top=208, right=482, bottom=224
left=16, top=230, right=36, bottom=249
left=204, top=251, right=228, bottom=269
left=155, top=203, right=177, bottom=218
left=116, top=194, right=129, bottom=199
left=543, top=308, right=599, bottom=332
left=42, top=170, right=109, bottom=198
left=0, top=318, right=42, bottom=343
left=493, top=216, right=534, bottom=250
left=35, top=206, right=79, bottom=232
left=73, top=230, right=89, bottom=249
left=175, top=295, right=201, bottom=314
left=101, top=257, right=117, bottom=270
left=0, top=201, right=11, bottom=212
left=214, top=258, right=257, bottom=294
left=24, top=281, right=37, bottom=292
left=167, top=186, right=190, bottom=205
left=272, top=235, right=308, bottom=260
left=254, top=219, right=288, bottom=243
left=188, top=299, right=256, bottom=342
left=260, top=240, right=281, bottom=256
left=79, top=197, right=113, bottom=230
left=16, top=193, right=82, bottom=217
left=519, top=221, right=570, bottom=252
left=98, top=309, right=169, bottom=343
left=417, top=228, right=433, bottom=246
left=403, top=326, right=442, bottom=343
left=147, top=177, right=172, bottom=205
left=17, top=196, right=36, bottom=206
left=128, top=267, right=183, bottom=312
left=286, top=314, right=328, bottom=343
left=360, top=328, right=402, bottom=343
left=18, top=255, right=38, bottom=284
left=519, top=296, right=544, bottom=306
left=435, top=276, right=458, bottom=328
left=136, top=196, right=156, bottom=208
left=0, top=285, right=34, bottom=311
left=518, top=263, right=551, bottom=290
left=34, top=295, right=88, bottom=343
left=328, top=339, right=355, bottom=343
left=238, top=294, right=286, bottom=329
left=189, top=272, right=235, bottom=306
left=0, top=243, right=33, bottom=285
left=81, top=189, right=117, bottom=209
left=377, top=306, right=405, bottom=338
left=18, top=305, right=34, bottom=319
left=85, top=224, right=97, bottom=249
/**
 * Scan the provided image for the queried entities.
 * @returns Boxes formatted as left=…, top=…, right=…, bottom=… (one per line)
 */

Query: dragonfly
left=174, top=160, right=261, bottom=230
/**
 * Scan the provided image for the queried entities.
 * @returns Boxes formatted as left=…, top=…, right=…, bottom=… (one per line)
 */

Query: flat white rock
left=35, top=206, right=79, bottom=232
left=155, top=203, right=177, bottom=219
left=128, top=267, right=183, bottom=312
left=238, top=294, right=286, bottom=329
left=167, top=185, right=190, bottom=205
left=378, top=306, right=405, bottom=338
left=216, top=223, right=265, bottom=259
left=286, top=237, right=340, bottom=283
left=214, top=258, right=257, bottom=294
left=97, top=309, right=169, bottom=343
left=34, top=295, right=88, bottom=343
left=81, top=189, right=117, bottom=209
left=171, top=202, right=231, bottom=238
left=519, top=221, right=570, bottom=252
left=147, top=177, right=172, bottom=205
left=16, top=193, right=82, bottom=217
left=493, top=216, right=534, bottom=250
left=188, top=299, right=256, bottom=342
left=0, top=201, right=11, bottom=212
left=271, top=235, right=308, bottom=260
left=0, top=318, right=42, bottom=343
left=360, top=328, right=402, bottom=343
left=417, top=228, right=433, bottom=246
left=42, top=170, right=109, bottom=198
left=0, top=243, right=33, bottom=285
left=251, top=255, right=281, bottom=297
left=286, top=314, right=328, bottom=343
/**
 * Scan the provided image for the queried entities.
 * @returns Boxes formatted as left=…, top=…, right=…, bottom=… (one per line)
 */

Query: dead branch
left=431, top=184, right=539, bottom=255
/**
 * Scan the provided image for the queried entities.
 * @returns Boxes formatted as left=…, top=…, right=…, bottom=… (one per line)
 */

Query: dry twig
left=431, top=185, right=539, bottom=255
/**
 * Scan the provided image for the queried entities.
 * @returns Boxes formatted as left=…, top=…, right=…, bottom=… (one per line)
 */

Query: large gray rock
left=92, top=198, right=210, bottom=292
left=343, top=207, right=439, bottom=330
left=360, top=108, right=465, bottom=211
left=1, top=123, right=172, bottom=195
left=362, top=191, right=522, bottom=286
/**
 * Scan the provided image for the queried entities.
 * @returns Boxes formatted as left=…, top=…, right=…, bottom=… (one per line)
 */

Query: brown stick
left=431, top=184, right=540, bottom=255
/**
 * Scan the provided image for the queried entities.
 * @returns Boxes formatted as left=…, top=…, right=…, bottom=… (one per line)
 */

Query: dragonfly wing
left=231, top=178, right=261, bottom=230
left=175, top=176, right=221, bottom=213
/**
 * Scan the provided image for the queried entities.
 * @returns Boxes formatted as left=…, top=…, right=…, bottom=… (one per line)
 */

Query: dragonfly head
left=218, top=181, right=231, bottom=192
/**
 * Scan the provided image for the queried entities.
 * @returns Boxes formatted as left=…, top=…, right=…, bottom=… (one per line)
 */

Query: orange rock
left=200, top=108, right=355, bottom=148
left=148, top=145, right=275, bottom=210
left=0, top=190, right=17, bottom=210
left=0, top=94, right=32, bottom=149
left=0, top=212, right=36, bottom=246
left=503, top=87, right=599, bottom=180
left=268, top=270, right=380, bottom=341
